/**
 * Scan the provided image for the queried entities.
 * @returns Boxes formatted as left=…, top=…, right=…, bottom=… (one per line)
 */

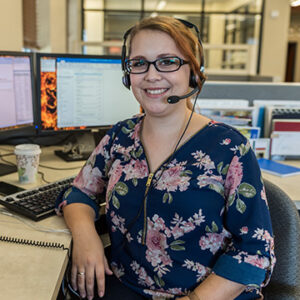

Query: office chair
left=262, top=179, right=300, bottom=300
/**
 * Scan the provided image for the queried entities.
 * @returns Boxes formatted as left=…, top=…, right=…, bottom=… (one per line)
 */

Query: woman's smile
left=144, top=88, right=169, bottom=97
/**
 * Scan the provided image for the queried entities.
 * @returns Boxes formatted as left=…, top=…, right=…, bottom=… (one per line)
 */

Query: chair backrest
left=262, top=179, right=300, bottom=300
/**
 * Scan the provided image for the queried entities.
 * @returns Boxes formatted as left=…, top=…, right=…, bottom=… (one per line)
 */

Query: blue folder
left=257, top=158, right=300, bottom=177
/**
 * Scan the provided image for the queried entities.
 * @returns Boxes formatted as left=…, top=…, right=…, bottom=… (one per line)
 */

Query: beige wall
left=208, top=15, right=225, bottom=69
left=0, top=0, right=67, bottom=52
left=0, top=0, right=23, bottom=51
left=260, top=0, right=291, bottom=81
left=50, top=0, right=68, bottom=53
left=68, top=0, right=82, bottom=53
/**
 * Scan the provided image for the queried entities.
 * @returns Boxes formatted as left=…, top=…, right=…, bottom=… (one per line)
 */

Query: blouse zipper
left=142, top=172, right=154, bottom=245
left=138, top=118, right=210, bottom=246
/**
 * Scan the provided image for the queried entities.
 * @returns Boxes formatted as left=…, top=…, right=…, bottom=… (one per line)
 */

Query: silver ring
left=77, top=271, right=85, bottom=276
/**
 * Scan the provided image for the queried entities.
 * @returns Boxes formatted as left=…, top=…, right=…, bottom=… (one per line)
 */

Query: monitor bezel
left=35, top=52, right=123, bottom=134
left=0, top=51, right=36, bottom=134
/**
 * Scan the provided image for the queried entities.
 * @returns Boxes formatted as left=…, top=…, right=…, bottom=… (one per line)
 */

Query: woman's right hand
left=71, top=229, right=113, bottom=300
left=63, top=203, right=113, bottom=300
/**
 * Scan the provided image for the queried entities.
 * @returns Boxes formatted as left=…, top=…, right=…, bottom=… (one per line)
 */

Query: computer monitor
left=0, top=51, right=35, bottom=175
left=35, top=53, right=140, bottom=161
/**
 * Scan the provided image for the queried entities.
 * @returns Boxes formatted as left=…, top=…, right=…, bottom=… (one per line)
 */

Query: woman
left=56, top=16, right=275, bottom=300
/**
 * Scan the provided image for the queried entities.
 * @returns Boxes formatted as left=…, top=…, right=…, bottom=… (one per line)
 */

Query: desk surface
left=0, top=145, right=84, bottom=300
left=0, top=145, right=299, bottom=299
left=261, top=160, right=300, bottom=202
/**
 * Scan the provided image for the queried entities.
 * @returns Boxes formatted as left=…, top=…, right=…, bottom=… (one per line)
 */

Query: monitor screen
left=0, top=51, right=35, bottom=176
left=35, top=53, right=140, bottom=132
left=0, top=51, right=34, bottom=132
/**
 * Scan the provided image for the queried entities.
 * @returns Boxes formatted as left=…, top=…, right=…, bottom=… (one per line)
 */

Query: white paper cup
left=14, top=144, right=41, bottom=184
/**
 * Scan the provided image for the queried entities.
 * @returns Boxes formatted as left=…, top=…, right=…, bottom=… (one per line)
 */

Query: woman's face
left=129, top=29, right=191, bottom=117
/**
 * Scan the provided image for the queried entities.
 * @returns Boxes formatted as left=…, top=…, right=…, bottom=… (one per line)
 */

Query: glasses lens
left=126, top=59, right=148, bottom=74
left=156, top=57, right=181, bottom=72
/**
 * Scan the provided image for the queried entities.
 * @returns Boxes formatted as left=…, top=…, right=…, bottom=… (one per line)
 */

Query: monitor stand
left=54, top=132, right=96, bottom=162
left=0, top=163, right=17, bottom=176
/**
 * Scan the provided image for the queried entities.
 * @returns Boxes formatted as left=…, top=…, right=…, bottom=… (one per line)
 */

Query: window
left=82, top=0, right=264, bottom=74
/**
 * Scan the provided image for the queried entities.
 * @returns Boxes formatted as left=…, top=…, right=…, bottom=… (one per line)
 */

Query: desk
left=0, top=145, right=84, bottom=300
left=261, top=160, right=300, bottom=202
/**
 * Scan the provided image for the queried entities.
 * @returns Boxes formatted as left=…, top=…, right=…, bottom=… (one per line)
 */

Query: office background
left=0, top=0, right=300, bottom=83
left=1, top=2, right=300, bottom=299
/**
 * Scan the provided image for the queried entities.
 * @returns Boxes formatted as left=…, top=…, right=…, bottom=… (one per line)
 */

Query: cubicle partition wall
left=200, top=82, right=300, bottom=104
left=198, top=81, right=300, bottom=159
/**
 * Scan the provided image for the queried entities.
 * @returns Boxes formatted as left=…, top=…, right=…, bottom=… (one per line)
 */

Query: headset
left=121, top=18, right=206, bottom=103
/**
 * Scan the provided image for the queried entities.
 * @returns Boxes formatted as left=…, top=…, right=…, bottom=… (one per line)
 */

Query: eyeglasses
left=125, top=56, right=189, bottom=74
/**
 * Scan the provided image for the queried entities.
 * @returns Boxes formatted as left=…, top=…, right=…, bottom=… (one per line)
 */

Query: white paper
left=271, top=131, right=300, bottom=156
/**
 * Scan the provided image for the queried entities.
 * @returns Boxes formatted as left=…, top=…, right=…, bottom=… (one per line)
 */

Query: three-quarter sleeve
left=212, top=139, right=276, bottom=289
left=55, top=122, right=122, bottom=219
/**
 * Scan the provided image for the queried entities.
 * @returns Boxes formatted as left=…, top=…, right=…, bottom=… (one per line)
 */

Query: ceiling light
left=291, top=0, right=300, bottom=7
left=157, top=1, right=166, bottom=10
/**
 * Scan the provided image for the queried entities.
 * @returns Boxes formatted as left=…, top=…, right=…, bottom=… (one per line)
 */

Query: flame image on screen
left=40, top=71, right=57, bottom=130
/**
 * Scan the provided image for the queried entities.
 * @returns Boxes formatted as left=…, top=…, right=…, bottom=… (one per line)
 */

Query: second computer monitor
left=0, top=51, right=34, bottom=132
left=35, top=53, right=140, bottom=132
left=0, top=51, right=35, bottom=175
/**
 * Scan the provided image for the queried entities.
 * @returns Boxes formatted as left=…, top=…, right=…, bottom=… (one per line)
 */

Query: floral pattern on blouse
left=56, top=115, right=275, bottom=299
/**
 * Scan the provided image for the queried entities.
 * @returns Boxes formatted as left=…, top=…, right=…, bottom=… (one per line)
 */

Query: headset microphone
left=167, top=87, right=199, bottom=104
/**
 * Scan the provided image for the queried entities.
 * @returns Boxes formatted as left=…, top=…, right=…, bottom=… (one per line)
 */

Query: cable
left=37, top=170, right=51, bottom=184
left=0, top=207, right=71, bottom=235
left=39, top=164, right=82, bottom=171
left=0, top=235, right=70, bottom=252
left=0, top=147, right=14, bottom=152
left=0, top=152, right=14, bottom=157
left=0, top=154, right=16, bottom=166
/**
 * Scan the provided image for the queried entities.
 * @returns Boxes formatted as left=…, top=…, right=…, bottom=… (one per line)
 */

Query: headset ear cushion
left=122, top=74, right=131, bottom=89
left=189, top=71, right=198, bottom=88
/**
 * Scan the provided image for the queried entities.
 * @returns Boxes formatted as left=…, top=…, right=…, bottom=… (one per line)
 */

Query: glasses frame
left=125, top=56, right=189, bottom=74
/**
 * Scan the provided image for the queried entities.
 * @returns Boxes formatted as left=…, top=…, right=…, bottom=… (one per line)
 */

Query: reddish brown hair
left=127, top=16, right=206, bottom=90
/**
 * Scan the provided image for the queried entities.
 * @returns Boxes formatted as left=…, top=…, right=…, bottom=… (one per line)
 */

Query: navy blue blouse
left=56, top=115, right=275, bottom=299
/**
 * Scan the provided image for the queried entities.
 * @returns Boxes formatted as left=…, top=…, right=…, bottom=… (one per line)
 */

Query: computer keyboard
left=0, top=176, right=76, bottom=221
